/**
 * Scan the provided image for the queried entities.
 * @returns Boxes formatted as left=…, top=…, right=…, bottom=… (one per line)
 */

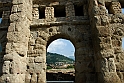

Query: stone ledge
left=31, top=18, right=90, bottom=28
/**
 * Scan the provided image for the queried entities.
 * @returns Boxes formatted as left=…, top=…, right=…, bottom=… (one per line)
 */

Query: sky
left=0, top=8, right=124, bottom=56
left=122, top=8, right=124, bottom=49
left=47, top=9, right=124, bottom=57
left=47, top=39, right=75, bottom=57
left=122, top=39, right=124, bottom=49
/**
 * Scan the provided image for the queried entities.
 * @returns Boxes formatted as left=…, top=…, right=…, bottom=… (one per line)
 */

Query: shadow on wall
left=46, top=72, right=75, bottom=81
left=0, top=43, right=2, bottom=52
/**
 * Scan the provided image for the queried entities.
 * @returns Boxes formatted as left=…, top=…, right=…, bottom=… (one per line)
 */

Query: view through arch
left=46, top=38, right=75, bottom=82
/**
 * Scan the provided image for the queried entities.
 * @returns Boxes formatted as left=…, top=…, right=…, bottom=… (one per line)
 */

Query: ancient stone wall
left=0, top=0, right=32, bottom=83
left=0, top=0, right=124, bottom=83
left=89, top=0, right=124, bottom=83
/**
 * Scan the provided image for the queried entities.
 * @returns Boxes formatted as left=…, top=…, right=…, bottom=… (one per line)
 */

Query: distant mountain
left=46, top=52, right=74, bottom=64
left=68, top=56, right=75, bottom=60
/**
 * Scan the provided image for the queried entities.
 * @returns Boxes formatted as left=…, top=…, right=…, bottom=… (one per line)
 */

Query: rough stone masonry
left=0, top=0, right=124, bottom=83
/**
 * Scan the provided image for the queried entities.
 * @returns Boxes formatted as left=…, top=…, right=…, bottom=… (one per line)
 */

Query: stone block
left=108, top=72, right=121, bottom=83
left=31, top=73, right=37, bottom=83
left=29, top=57, right=34, bottom=63
left=8, top=23, right=16, bottom=32
left=3, top=51, right=20, bottom=61
left=12, top=43, right=28, bottom=56
left=37, top=73, right=46, bottom=83
left=10, top=13, right=20, bottom=22
left=34, top=56, right=44, bottom=63
left=10, top=61, right=21, bottom=74
left=34, top=44, right=44, bottom=49
left=7, top=32, right=20, bottom=42
left=12, top=0, right=24, bottom=5
left=97, top=58, right=109, bottom=72
left=101, top=16, right=109, bottom=26
left=25, top=74, right=31, bottom=83
left=32, top=7, right=39, bottom=19
left=10, top=74, right=25, bottom=83
left=11, top=5, right=18, bottom=13
left=35, top=63, right=46, bottom=73
left=45, top=7, right=54, bottom=22
left=29, top=39, right=35, bottom=46
left=117, top=72, right=124, bottom=82
left=27, top=63, right=35, bottom=73
left=35, top=38, right=47, bottom=45
left=66, top=2, right=75, bottom=17
left=108, top=58, right=116, bottom=72
left=116, top=61, right=124, bottom=71
left=100, top=50, right=114, bottom=58
left=112, top=40, right=121, bottom=47
left=97, top=26, right=111, bottom=37
left=100, top=43, right=112, bottom=50
left=17, top=4, right=24, bottom=12
left=114, top=47, right=122, bottom=54
left=3, top=61, right=10, bottom=74
left=110, top=2, right=122, bottom=14
left=5, top=43, right=13, bottom=55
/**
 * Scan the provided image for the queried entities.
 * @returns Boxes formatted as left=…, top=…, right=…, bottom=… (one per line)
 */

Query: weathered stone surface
left=3, top=61, right=10, bottom=74
left=0, top=0, right=124, bottom=83
left=34, top=56, right=44, bottom=63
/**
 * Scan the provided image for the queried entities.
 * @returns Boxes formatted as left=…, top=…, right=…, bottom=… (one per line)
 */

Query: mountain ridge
left=46, top=52, right=74, bottom=64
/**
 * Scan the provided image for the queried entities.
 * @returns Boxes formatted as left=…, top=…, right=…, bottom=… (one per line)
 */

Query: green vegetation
left=66, top=65, right=74, bottom=69
left=47, top=65, right=52, bottom=69
left=46, top=52, right=74, bottom=65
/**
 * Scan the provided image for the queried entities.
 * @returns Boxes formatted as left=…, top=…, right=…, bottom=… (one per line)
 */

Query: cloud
left=47, top=39, right=67, bottom=52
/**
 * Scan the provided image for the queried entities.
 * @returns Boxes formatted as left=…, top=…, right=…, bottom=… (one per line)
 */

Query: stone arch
left=37, top=25, right=95, bottom=83
left=46, top=33, right=76, bottom=49
left=27, top=24, right=95, bottom=83
left=46, top=37, right=75, bottom=81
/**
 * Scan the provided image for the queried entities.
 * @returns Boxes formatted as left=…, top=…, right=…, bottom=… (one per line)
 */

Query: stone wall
left=89, top=0, right=124, bottom=83
left=0, top=0, right=32, bottom=83
left=0, top=0, right=124, bottom=83
left=46, top=69, right=75, bottom=81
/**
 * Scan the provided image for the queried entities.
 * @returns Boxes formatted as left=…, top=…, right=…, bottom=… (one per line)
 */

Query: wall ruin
left=0, top=0, right=124, bottom=83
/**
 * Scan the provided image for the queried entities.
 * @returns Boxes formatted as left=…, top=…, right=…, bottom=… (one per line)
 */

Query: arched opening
left=46, top=38, right=75, bottom=83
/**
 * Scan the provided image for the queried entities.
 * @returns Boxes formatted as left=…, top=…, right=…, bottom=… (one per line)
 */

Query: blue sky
left=122, top=8, right=124, bottom=49
left=47, top=39, right=75, bottom=57
left=122, top=39, right=124, bottom=49
left=122, top=8, right=124, bottom=13
left=0, top=8, right=124, bottom=56
left=47, top=9, right=124, bottom=57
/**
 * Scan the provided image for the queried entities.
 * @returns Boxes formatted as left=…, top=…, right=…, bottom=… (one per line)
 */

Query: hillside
left=46, top=52, right=74, bottom=64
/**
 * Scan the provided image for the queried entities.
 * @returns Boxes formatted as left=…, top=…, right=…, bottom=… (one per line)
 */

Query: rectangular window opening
left=122, top=8, right=124, bottom=14
left=54, top=5, right=66, bottom=17
left=74, top=5, right=84, bottom=16
left=120, top=2, right=124, bottom=14
left=39, top=7, right=45, bottom=19
left=121, top=3, right=124, bottom=14
left=0, top=11, right=3, bottom=24
left=105, top=2, right=113, bottom=14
